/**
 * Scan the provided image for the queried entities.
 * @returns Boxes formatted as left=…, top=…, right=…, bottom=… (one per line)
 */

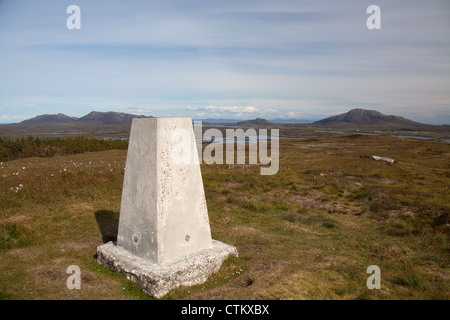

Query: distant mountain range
left=9, top=109, right=447, bottom=130
left=237, top=118, right=275, bottom=126
left=224, top=109, right=443, bottom=130
left=311, top=108, right=435, bottom=129
left=204, top=109, right=447, bottom=129
left=231, top=109, right=443, bottom=130
left=20, top=111, right=153, bottom=125
left=20, top=113, right=78, bottom=123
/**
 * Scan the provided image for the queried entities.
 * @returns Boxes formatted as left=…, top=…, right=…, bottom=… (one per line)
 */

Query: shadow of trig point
left=96, top=118, right=238, bottom=298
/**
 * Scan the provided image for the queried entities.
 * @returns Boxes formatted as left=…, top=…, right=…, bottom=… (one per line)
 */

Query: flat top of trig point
left=131, top=118, right=195, bottom=129
left=132, top=117, right=193, bottom=122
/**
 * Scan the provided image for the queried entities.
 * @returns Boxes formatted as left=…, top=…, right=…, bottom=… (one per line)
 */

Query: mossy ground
left=0, top=135, right=448, bottom=299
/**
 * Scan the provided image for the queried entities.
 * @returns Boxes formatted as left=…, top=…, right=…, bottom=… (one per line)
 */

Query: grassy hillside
left=0, top=135, right=448, bottom=299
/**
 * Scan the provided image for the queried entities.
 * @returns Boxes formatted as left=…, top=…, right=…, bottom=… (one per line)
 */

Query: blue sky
left=0, top=0, right=449, bottom=124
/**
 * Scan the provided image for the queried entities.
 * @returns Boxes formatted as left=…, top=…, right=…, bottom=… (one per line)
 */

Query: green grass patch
left=0, top=135, right=449, bottom=299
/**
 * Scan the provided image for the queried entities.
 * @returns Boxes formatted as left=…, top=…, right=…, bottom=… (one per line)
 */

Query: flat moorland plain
left=0, top=134, right=448, bottom=299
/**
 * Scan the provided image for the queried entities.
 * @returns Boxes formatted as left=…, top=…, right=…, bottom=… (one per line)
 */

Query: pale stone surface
left=117, top=118, right=212, bottom=264
left=96, top=118, right=237, bottom=298
left=97, top=240, right=238, bottom=298
left=372, top=155, right=395, bottom=164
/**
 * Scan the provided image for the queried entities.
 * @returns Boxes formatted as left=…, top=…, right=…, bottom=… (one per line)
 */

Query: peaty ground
left=0, top=135, right=448, bottom=300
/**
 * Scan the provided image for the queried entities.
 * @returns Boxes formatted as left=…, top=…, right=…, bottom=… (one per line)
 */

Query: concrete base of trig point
left=97, top=240, right=237, bottom=298
left=96, top=118, right=237, bottom=298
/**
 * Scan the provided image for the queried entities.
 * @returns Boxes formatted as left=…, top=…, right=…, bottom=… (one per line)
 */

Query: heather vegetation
left=0, top=136, right=128, bottom=162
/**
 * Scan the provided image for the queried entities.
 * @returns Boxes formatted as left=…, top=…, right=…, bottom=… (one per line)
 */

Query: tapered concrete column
left=117, top=118, right=213, bottom=264
left=97, top=118, right=237, bottom=298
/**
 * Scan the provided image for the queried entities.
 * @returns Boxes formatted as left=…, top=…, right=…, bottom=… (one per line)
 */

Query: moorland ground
left=0, top=134, right=448, bottom=299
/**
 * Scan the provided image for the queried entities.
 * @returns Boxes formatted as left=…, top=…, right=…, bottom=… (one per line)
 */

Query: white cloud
left=195, top=105, right=259, bottom=113
left=0, top=114, right=28, bottom=123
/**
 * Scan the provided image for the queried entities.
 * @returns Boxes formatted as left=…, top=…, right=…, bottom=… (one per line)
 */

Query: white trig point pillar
left=96, top=118, right=237, bottom=298
left=118, top=118, right=213, bottom=263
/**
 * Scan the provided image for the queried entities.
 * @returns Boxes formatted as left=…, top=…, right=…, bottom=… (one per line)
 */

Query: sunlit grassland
left=0, top=135, right=448, bottom=300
